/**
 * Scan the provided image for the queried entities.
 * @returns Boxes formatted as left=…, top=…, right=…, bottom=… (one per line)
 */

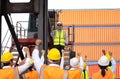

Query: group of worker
left=0, top=21, right=117, bottom=79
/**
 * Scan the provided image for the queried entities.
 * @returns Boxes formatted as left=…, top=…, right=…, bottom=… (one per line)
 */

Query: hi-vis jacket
left=0, top=67, right=19, bottom=79
left=53, top=30, right=66, bottom=46
left=40, top=65, right=68, bottom=79
left=22, top=70, right=39, bottom=79
left=68, top=69, right=83, bottom=79
left=93, top=70, right=112, bottom=79
left=82, top=70, right=89, bottom=79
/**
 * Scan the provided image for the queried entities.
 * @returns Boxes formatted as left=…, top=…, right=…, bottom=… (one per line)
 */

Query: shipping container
left=59, top=10, right=120, bottom=26
left=73, top=46, right=120, bottom=61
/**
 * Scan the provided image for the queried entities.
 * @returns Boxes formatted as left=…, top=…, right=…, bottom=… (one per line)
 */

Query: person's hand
left=102, top=49, right=106, bottom=55
left=77, top=52, right=81, bottom=57
left=77, top=52, right=81, bottom=60
left=23, top=47, right=30, bottom=58
left=41, top=50, right=45, bottom=56
left=109, top=51, right=112, bottom=59
left=51, top=25, right=55, bottom=31
left=109, top=51, right=112, bottom=56
left=35, top=39, right=42, bottom=46
left=85, top=55, right=87, bottom=62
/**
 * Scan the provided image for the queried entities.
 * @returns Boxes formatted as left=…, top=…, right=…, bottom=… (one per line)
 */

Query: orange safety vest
left=22, top=70, right=39, bottom=79
left=40, top=64, right=68, bottom=79
left=68, top=69, right=83, bottom=79
left=0, top=67, right=19, bottom=79
left=93, top=70, right=112, bottom=79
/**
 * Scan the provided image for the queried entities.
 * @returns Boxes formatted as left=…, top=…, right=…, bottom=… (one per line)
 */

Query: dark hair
left=47, top=59, right=60, bottom=65
left=98, top=65, right=108, bottom=77
left=3, top=62, right=10, bottom=66
left=108, top=61, right=112, bottom=66
left=3, top=59, right=13, bottom=66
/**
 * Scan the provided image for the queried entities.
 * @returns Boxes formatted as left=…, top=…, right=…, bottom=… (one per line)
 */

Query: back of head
left=47, top=48, right=61, bottom=61
left=70, top=57, right=79, bottom=68
left=98, top=56, right=109, bottom=77
left=1, top=52, right=14, bottom=63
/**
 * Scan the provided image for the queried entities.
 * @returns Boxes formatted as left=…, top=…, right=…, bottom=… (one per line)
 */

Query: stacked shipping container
left=58, top=10, right=120, bottom=61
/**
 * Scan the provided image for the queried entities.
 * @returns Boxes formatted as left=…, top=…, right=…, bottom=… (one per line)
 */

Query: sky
left=2, top=0, right=120, bottom=51
left=9, top=0, right=120, bottom=9
left=48, top=0, right=120, bottom=9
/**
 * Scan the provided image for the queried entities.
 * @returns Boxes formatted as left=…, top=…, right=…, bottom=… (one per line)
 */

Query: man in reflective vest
left=51, top=21, right=68, bottom=56
left=32, top=39, right=68, bottom=79
left=0, top=47, right=33, bottom=79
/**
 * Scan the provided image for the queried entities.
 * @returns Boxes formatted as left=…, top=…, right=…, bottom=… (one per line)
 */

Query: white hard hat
left=98, top=56, right=109, bottom=66
left=70, top=57, right=79, bottom=67
left=57, top=21, right=62, bottom=25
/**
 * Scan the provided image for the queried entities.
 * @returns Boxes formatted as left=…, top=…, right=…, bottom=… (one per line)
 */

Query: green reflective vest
left=82, top=70, right=89, bottom=79
left=53, top=30, right=65, bottom=46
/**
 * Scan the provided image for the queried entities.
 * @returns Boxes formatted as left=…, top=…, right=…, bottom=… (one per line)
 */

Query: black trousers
left=53, top=45, right=64, bottom=56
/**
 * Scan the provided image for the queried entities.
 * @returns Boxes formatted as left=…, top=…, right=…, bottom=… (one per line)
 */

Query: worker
left=20, top=47, right=39, bottom=79
left=68, top=56, right=83, bottom=79
left=51, top=21, right=68, bottom=56
left=60, top=51, right=84, bottom=79
left=102, top=50, right=116, bottom=79
left=92, top=56, right=113, bottom=79
left=0, top=47, right=33, bottom=79
left=105, top=52, right=116, bottom=79
left=82, top=56, right=89, bottom=79
left=32, top=39, right=68, bottom=79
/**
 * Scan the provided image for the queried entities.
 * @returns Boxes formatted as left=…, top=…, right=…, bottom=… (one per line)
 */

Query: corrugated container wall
left=58, top=10, right=120, bottom=61
left=59, top=10, right=120, bottom=26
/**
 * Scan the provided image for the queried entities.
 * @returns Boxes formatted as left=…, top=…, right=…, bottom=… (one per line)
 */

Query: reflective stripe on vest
left=40, top=65, right=67, bottom=79
left=64, top=70, right=67, bottom=79
left=14, top=67, right=19, bottom=79
left=54, top=30, right=65, bottom=46
left=40, top=65, right=46, bottom=79
left=82, top=70, right=89, bottom=79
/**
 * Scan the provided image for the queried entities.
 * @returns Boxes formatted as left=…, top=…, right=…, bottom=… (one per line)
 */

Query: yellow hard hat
left=47, top=48, right=61, bottom=60
left=1, top=52, right=14, bottom=63
left=105, top=53, right=111, bottom=61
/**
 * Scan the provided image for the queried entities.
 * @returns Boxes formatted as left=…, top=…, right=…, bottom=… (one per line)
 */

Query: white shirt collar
left=48, top=64, right=60, bottom=67
left=3, top=66, right=11, bottom=69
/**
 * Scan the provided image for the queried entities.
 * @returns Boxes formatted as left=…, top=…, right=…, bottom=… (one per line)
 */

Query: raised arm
left=109, top=52, right=116, bottom=74
left=18, top=47, right=34, bottom=74
left=32, top=39, right=45, bottom=75
left=60, top=49, right=65, bottom=69
left=77, top=52, right=84, bottom=70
